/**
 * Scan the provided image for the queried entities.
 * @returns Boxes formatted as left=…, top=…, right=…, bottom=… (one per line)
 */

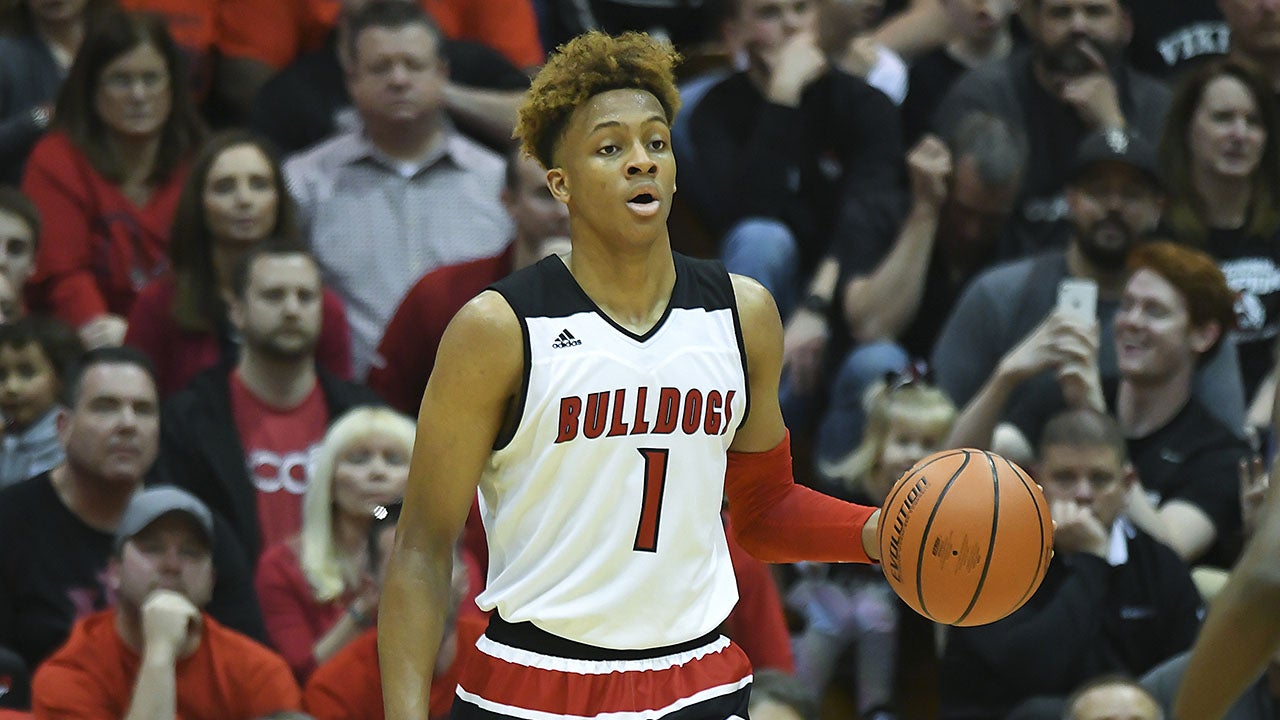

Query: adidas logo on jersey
left=552, top=329, right=582, bottom=349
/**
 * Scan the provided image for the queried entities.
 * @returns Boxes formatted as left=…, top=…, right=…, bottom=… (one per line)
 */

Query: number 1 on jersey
left=634, top=448, right=669, bottom=552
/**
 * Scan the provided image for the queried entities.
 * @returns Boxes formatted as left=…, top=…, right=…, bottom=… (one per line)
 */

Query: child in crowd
left=790, top=371, right=956, bottom=717
left=0, top=315, right=83, bottom=488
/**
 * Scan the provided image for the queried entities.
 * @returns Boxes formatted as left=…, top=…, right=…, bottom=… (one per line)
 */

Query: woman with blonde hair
left=254, top=405, right=415, bottom=681
left=790, top=368, right=956, bottom=717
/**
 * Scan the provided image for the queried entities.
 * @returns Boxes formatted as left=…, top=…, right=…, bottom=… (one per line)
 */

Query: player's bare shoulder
left=433, top=289, right=524, bottom=399
left=729, top=273, right=784, bottom=349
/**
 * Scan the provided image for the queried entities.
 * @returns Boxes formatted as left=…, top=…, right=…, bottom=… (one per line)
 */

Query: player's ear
left=547, top=167, right=570, bottom=204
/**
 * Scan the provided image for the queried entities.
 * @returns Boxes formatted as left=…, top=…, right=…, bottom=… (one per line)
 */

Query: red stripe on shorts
left=456, top=634, right=753, bottom=717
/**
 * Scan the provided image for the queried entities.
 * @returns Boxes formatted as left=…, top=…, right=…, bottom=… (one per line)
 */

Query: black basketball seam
left=1004, top=456, right=1050, bottom=614
left=915, top=450, right=972, bottom=621
left=953, top=450, right=1002, bottom=625
left=878, top=448, right=968, bottom=552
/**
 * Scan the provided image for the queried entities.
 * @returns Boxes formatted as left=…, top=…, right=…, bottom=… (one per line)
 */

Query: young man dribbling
left=380, top=31, right=884, bottom=719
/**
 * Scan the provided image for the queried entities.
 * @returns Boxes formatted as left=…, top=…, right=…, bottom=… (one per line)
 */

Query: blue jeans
left=721, top=218, right=800, bottom=318
left=815, top=341, right=910, bottom=468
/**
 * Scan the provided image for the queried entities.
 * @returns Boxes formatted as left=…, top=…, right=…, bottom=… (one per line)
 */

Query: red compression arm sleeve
left=725, top=431, right=877, bottom=564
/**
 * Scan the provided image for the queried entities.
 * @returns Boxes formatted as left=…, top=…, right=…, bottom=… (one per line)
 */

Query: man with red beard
left=935, top=129, right=1247, bottom=477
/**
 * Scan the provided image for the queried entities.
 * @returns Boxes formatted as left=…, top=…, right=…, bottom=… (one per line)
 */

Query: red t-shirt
left=229, top=371, right=329, bottom=554
left=217, top=0, right=542, bottom=70
left=125, top=276, right=354, bottom=398
left=32, top=609, right=301, bottom=719
left=21, top=132, right=187, bottom=326
left=302, top=614, right=486, bottom=720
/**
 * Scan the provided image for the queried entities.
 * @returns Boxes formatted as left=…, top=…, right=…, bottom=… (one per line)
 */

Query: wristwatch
left=799, top=293, right=830, bottom=315
left=30, top=106, right=51, bottom=130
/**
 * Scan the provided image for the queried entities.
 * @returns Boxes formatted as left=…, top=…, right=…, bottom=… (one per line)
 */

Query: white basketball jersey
left=474, top=253, right=749, bottom=650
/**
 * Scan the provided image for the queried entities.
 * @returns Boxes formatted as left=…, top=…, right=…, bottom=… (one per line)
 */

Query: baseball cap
left=114, top=486, right=214, bottom=553
left=1069, top=128, right=1162, bottom=189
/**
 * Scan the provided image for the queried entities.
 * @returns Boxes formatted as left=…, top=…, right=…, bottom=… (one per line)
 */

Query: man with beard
left=158, top=240, right=381, bottom=564
left=932, top=129, right=1247, bottom=448
left=932, top=0, right=1172, bottom=258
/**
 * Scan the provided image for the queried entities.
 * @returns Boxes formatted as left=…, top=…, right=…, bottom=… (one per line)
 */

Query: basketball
left=879, top=448, right=1053, bottom=627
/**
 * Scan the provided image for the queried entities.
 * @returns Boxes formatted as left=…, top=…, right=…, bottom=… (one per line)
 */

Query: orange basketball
left=878, top=448, right=1053, bottom=627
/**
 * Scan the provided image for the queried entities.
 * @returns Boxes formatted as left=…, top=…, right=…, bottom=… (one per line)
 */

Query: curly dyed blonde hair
left=515, top=31, right=682, bottom=169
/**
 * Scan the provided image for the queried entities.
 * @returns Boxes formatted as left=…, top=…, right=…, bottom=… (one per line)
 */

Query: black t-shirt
left=1127, top=397, right=1247, bottom=568
left=0, top=473, right=265, bottom=669
left=1208, top=225, right=1280, bottom=402
left=902, top=48, right=968, bottom=146
left=940, top=531, right=1202, bottom=719
left=687, top=70, right=906, bottom=272
left=537, top=0, right=717, bottom=50
left=1125, top=0, right=1227, bottom=80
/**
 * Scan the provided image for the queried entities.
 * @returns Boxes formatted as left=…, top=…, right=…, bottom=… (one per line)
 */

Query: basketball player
left=379, top=31, right=884, bottom=719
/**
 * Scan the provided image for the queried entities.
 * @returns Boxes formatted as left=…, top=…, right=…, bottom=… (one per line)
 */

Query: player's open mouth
left=627, top=191, right=661, bottom=217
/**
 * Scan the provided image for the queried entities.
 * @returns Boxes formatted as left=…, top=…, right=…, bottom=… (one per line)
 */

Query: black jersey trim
left=486, top=290, right=532, bottom=453
left=727, top=274, right=751, bottom=432
left=484, top=614, right=722, bottom=661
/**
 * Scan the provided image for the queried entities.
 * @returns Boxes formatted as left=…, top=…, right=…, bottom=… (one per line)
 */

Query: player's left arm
left=725, top=274, right=880, bottom=564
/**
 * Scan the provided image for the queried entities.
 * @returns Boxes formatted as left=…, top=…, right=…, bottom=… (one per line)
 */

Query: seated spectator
left=792, top=372, right=955, bottom=717
left=1125, top=0, right=1225, bottom=80
left=368, top=149, right=568, bottom=414
left=253, top=0, right=532, bottom=156
left=0, top=316, right=82, bottom=489
left=284, top=0, right=512, bottom=379
left=0, top=187, right=40, bottom=313
left=302, top=501, right=483, bottom=720
left=216, top=0, right=543, bottom=120
left=939, top=408, right=1203, bottom=719
left=117, top=0, right=219, bottom=108
left=125, top=129, right=352, bottom=398
left=1061, top=675, right=1163, bottom=720
left=949, top=241, right=1249, bottom=567
left=0, top=347, right=265, bottom=685
left=536, top=0, right=720, bottom=51
left=255, top=406, right=414, bottom=681
left=1220, top=0, right=1280, bottom=96
left=932, top=129, right=1247, bottom=447
left=900, top=0, right=1018, bottom=144
left=158, top=241, right=381, bottom=564
left=721, top=513, right=796, bottom=675
left=0, top=275, right=16, bottom=324
left=747, top=669, right=820, bottom=720
left=816, top=0, right=910, bottom=106
left=20, top=11, right=205, bottom=349
left=932, top=0, right=1171, bottom=257
left=817, top=112, right=1024, bottom=463
left=685, top=0, right=904, bottom=322
left=31, top=486, right=302, bottom=717
left=1158, top=59, right=1280, bottom=408
left=0, top=0, right=109, bottom=184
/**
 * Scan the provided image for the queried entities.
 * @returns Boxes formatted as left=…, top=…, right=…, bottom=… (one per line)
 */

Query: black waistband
left=484, top=614, right=721, bottom=661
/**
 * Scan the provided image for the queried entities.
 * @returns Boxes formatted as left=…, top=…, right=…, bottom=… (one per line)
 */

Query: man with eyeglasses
left=933, top=128, right=1247, bottom=454
left=939, top=408, right=1203, bottom=720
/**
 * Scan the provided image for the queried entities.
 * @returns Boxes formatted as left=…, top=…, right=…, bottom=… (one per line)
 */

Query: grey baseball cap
left=114, top=486, right=214, bottom=553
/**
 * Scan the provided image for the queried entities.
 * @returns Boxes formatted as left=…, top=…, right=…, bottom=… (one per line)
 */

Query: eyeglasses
left=100, top=70, right=169, bottom=95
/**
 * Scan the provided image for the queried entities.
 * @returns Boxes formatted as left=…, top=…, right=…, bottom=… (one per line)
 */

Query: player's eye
left=649, top=139, right=666, bottom=151
left=598, top=144, right=619, bottom=156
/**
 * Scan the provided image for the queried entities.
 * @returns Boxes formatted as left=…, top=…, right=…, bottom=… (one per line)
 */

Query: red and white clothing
left=478, top=253, right=747, bottom=650
left=229, top=371, right=328, bottom=552
left=21, top=132, right=186, bottom=326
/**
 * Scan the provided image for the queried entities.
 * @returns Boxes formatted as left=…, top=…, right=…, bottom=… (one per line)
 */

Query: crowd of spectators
left=2, top=0, right=1280, bottom=717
